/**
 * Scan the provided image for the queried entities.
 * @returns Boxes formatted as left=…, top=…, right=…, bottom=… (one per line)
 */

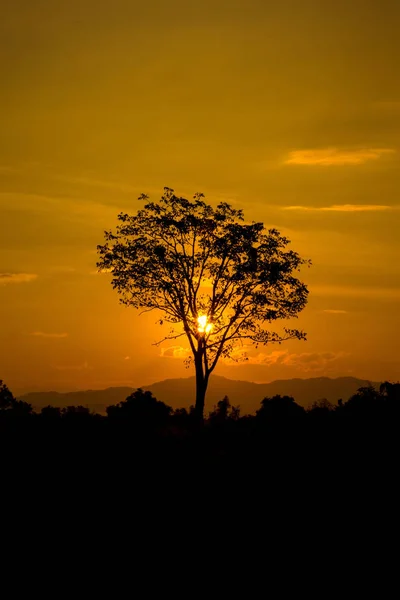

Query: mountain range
left=19, top=375, right=380, bottom=415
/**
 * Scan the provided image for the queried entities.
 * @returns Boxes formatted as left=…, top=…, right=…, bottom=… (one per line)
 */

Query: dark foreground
left=2, top=391, right=399, bottom=498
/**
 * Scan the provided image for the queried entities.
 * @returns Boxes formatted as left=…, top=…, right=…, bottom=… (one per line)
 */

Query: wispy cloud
left=90, top=268, right=113, bottom=275
left=282, top=204, right=393, bottom=212
left=160, top=342, right=348, bottom=374
left=228, top=349, right=348, bottom=372
left=311, top=284, right=400, bottom=299
left=322, top=309, right=348, bottom=314
left=160, top=346, right=191, bottom=360
left=284, top=147, right=395, bottom=166
left=31, top=331, right=68, bottom=339
left=0, top=273, right=38, bottom=285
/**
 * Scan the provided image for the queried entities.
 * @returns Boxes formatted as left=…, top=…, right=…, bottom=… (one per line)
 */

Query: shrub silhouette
left=256, top=394, right=305, bottom=421
left=40, top=405, right=62, bottom=419
left=61, top=405, right=93, bottom=420
left=208, top=396, right=240, bottom=424
left=340, top=385, right=382, bottom=416
left=308, top=398, right=335, bottom=418
left=107, top=388, right=172, bottom=426
left=380, top=381, right=400, bottom=406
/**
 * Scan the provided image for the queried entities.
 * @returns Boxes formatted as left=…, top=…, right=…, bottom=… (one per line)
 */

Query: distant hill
left=19, top=376, right=380, bottom=415
left=18, top=387, right=134, bottom=416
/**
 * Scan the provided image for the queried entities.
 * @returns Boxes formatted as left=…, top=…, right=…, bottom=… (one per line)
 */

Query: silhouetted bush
left=61, top=405, right=93, bottom=419
left=380, top=381, right=400, bottom=407
left=307, top=398, right=335, bottom=417
left=339, top=385, right=382, bottom=417
left=40, top=405, right=62, bottom=419
left=106, top=388, right=172, bottom=428
left=208, top=396, right=240, bottom=425
left=256, top=394, right=305, bottom=422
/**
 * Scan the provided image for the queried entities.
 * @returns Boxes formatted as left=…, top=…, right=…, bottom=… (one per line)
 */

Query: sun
left=197, top=315, right=213, bottom=334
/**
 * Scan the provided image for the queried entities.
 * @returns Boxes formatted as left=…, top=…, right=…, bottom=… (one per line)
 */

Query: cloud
left=242, top=350, right=347, bottom=373
left=282, top=204, right=393, bottom=212
left=90, top=268, right=113, bottom=275
left=322, top=309, right=348, bottom=314
left=284, top=147, right=395, bottom=166
left=311, top=284, right=400, bottom=299
left=31, top=331, right=69, bottom=339
left=0, top=273, right=38, bottom=285
left=223, top=346, right=347, bottom=372
left=282, top=351, right=349, bottom=373
left=244, top=350, right=288, bottom=366
left=160, top=346, right=191, bottom=360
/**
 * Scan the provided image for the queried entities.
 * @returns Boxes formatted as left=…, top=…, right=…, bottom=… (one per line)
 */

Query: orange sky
left=1, top=0, right=399, bottom=394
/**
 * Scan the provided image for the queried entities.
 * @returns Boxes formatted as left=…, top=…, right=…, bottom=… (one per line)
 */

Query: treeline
left=1, top=379, right=399, bottom=426
left=2, top=378, right=400, bottom=501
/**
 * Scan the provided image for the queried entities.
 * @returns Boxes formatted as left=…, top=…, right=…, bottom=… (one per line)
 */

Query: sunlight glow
left=197, top=314, right=213, bottom=334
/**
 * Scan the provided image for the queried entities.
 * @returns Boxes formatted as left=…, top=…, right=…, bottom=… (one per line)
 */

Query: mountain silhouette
left=19, top=376, right=380, bottom=415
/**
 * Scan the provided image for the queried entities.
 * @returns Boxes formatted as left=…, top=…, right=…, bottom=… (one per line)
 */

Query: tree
left=0, top=380, right=33, bottom=415
left=106, top=388, right=172, bottom=426
left=0, top=380, right=15, bottom=410
left=61, top=405, right=93, bottom=419
left=208, top=396, right=240, bottom=424
left=256, top=395, right=305, bottom=421
left=343, top=385, right=382, bottom=414
left=380, top=381, right=400, bottom=404
left=97, top=187, right=310, bottom=420
left=308, top=398, right=335, bottom=416
left=40, top=405, right=62, bottom=419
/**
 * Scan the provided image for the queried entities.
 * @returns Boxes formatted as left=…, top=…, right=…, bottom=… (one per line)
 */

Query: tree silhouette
left=256, top=394, right=305, bottom=421
left=61, top=405, right=93, bottom=419
left=380, top=381, right=400, bottom=405
left=308, top=398, right=335, bottom=416
left=97, top=187, right=310, bottom=420
left=341, top=385, right=382, bottom=415
left=0, top=380, right=32, bottom=415
left=40, top=405, right=62, bottom=419
left=106, top=388, right=172, bottom=426
left=208, top=396, right=240, bottom=424
left=0, top=380, right=15, bottom=410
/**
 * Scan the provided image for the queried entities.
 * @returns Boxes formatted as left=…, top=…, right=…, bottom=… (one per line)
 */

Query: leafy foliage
left=97, top=187, right=310, bottom=416
left=256, top=394, right=305, bottom=420
left=99, top=189, right=309, bottom=358
left=0, top=380, right=16, bottom=410
left=106, top=388, right=172, bottom=425
left=0, top=379, right=32, bottom=414
left=208, top=396, right=240, bottom=423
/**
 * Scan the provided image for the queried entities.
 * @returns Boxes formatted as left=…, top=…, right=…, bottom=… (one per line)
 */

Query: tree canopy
left=97, top=187, right=310, bottom=418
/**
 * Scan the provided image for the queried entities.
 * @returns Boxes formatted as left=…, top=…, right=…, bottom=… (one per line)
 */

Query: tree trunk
left=194, top=355, right=208, bottom=423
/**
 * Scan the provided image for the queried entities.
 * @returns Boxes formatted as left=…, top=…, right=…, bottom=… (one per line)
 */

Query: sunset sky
left=1, top=0, right=399, bottom=394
